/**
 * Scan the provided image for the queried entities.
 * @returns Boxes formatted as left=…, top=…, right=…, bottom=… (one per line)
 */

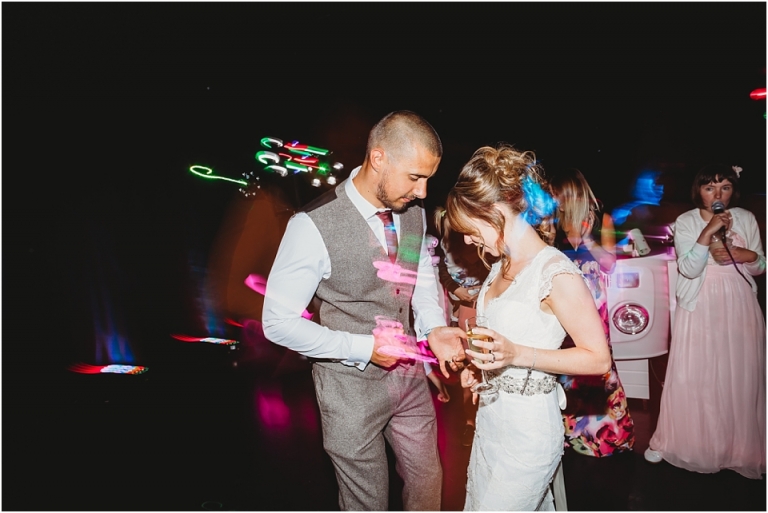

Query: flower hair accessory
left=732, top=166, right=743, bottom=177
left=521, top=176, right=557, bottom=225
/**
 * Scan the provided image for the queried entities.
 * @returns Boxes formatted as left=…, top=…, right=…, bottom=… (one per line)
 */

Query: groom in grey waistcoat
left=263, top=111, right=466, bottom=510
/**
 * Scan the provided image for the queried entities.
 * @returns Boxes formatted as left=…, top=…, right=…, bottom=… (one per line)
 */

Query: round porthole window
left=612, top=303, right=650, bottom=335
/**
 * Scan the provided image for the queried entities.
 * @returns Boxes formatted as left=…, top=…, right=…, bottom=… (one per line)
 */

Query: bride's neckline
left=483, top=246, right=549, bottom=307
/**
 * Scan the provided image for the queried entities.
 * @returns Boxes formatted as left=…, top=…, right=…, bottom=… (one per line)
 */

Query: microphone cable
left=711, top=201, right=751, bottom=286
left=720, top=238, right=752, bottom=287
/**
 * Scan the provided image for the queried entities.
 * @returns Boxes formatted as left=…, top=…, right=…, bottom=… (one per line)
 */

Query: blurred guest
left=611, top=169, right=668, bottom=251
left=645, top=165, right=766, bottom=479
left=610, top=168, right=695, bottom=253
left=206, top=184, right=296, bottom=366
left=262, top=111, right=465, bottom=510
left=611, top=169, right=665, bottom=228
left=210, top=185, right=295, bottom=321
left=549, top=169, right=635, bottom=458
left=434, top=206, right=490, bottom=446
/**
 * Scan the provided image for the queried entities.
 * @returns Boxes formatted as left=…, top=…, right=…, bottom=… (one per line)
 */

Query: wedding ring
left=489, top=351, right=496, bottom=364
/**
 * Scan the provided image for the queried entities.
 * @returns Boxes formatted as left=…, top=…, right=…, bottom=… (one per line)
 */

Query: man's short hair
left=367, top=111, right=442, bottom=161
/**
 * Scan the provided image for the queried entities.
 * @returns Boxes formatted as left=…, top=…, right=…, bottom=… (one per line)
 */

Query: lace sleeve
left=538, top=254, right=583, bottom=301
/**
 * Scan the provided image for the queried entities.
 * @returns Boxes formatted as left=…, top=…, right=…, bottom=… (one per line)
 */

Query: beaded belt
left=488, top=371, right=557, bottom=396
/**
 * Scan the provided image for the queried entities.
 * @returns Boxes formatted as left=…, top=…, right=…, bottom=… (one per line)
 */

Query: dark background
left=2, top=2, right=766, bottom=394
left=4, top=0, right=765, bottom=396
left=2, top=3, right=766, bottom=508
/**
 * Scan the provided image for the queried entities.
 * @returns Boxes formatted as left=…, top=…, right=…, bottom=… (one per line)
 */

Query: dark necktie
left=375, top=210, right=399, bottom=263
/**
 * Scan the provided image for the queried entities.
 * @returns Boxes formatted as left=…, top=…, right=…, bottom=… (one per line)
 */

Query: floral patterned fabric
left=554, top=220, right=636, bottom=457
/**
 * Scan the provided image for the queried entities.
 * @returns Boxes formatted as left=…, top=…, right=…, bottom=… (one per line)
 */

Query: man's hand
left=427, top=326, right=467, bottom=378
left=371, top=323, right=408, bottom=369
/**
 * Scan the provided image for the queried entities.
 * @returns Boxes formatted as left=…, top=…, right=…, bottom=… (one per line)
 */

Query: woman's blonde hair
left=550, top=168, right=599, bottom=236
left=433, top=206, right=448, bottom=238
left=445, top=144, right=557, bottom=273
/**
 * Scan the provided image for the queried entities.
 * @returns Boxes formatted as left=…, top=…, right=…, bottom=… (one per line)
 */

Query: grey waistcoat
left=304, top=180, right=424, bottom=372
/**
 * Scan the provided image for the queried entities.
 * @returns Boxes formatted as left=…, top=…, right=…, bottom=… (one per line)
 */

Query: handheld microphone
left=712, top=200, right=727, bottom=239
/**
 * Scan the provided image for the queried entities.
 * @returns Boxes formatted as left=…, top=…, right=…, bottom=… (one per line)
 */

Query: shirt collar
left=345, top=165, right=393, bottom=220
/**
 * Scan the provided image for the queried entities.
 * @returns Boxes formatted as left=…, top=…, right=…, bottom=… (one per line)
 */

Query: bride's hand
left=464, top=327, right=517, bottom=370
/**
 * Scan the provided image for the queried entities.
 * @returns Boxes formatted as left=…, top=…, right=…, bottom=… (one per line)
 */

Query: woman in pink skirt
left=645, top=164, right=765, bottom=479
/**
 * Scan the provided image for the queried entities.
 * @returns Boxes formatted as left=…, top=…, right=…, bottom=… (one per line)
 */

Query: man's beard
left=376, top=174, right=414, bottom=214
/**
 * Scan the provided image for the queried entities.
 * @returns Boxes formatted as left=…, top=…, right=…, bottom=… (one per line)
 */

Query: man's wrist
left=422, top=326, right=445, bottom=340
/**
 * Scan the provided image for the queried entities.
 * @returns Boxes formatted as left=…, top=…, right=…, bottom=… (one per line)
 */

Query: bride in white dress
left=445, top=145, right=612, bottom=511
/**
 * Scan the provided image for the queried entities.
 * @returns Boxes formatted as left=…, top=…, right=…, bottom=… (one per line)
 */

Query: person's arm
left=428, top=372, right=451, bottom=403
left=674, top=213, right=710, bottom=280
left=412, top=210, right=467, bottom=376
left=261, top=213, right=374, bottom=367
left=734, top=210, right=766, bottom=275
left=424, top=362, right=451, bottom=402
left=583, top=212, right=617, bottom=273
left=467, top=264, right=611, bottom=376
left=412, top=225, right=451, bottom=338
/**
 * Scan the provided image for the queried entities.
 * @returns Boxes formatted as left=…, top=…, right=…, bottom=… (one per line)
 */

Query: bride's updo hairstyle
left=445, top=144, right=557, bottom=273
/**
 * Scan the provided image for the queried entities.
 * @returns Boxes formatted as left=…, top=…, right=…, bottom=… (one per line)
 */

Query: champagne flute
left=465, top=315, right=499, bottom=396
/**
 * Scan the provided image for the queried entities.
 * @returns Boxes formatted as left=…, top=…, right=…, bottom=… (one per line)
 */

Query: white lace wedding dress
left=464, top=246, right=580, bottom=511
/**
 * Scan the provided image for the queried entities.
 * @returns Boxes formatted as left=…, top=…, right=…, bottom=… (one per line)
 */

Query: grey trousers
left=312, top=361, right=442, bottom=511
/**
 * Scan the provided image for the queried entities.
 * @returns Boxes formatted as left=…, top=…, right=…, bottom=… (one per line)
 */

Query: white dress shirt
left=262, top=166, right=447, bottom=369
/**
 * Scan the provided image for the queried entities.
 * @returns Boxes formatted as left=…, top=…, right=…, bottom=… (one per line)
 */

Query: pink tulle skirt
left=650, top=264, right=766, bottom=479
